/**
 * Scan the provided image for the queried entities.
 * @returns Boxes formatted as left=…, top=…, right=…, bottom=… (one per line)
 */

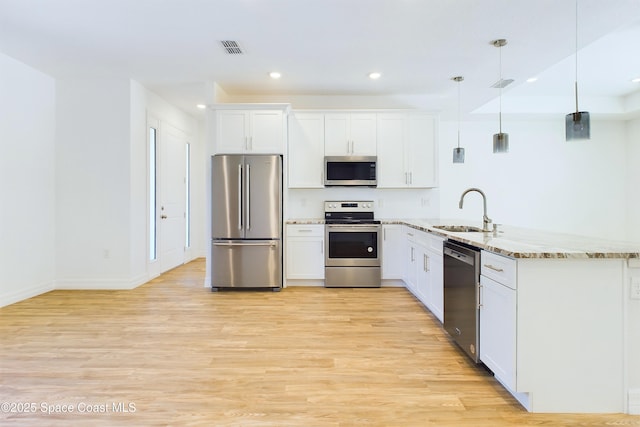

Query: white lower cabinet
left=479, top=250, right=520, bottom=402
left=285, top=225, right=325, bottom=280
left=403, top=226, right=444, bottom=322
left=480, top=274, right=516, bottom=390
left=404, top=228, right=419, bottom=294
left=382, top=224, right=404, bottom=280
left=426, top=246, right=444, bottom=322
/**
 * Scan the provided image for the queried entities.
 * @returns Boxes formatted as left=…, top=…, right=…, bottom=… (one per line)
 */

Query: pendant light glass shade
left=452, top=76, right=465, bottom=163
left=566, top=111, right=590, bottom=140
left=493, top=133, right=509, bottom=153
left=453, top=147, right=465, bottom=163
left=566, top=0, right=590, bottom=140
left=492, top=39, right=509, bottom=153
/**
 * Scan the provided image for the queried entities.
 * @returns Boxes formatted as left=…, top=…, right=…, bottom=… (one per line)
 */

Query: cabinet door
left=415, top=246, right=430, bottom=303
left=427, top=251, right=444, bottom=322
left=406, top=114, right=437, bottom=188
left=480, top=274, right=517, bottom=390
left=286, top=226, right=325, bottom=279
left=324, top=113, right=377, bottom=156
left=349, top=114, right=377, bottom=155
left=324, top=114, right=351, bottom=155
left=381, top=224, right=404, bottom=279
left=250, top=110, right=284, bottom=153
left=404, top=234, right=418, bottom=293
left=288, top=114, right=324, bottom=188
left=216, top=110, right=248, bottom=153
left=377, top=114, right=408, bottom=188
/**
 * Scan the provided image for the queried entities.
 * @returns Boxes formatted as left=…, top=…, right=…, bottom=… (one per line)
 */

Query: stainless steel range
left=324, top=201, right=381, bottom=288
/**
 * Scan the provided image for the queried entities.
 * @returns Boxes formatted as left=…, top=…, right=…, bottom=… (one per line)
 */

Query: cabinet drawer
left=287, top=224, right=324, bottom=237
left=481, top=250, right=516, bottom=289
left=426, top=233, right=445, bottom=254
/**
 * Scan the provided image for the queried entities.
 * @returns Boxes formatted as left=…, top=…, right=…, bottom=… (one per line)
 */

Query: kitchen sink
left=432, top=225, right=485, bottom=233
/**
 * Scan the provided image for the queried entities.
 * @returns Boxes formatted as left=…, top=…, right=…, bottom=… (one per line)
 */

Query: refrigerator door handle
left=237, top=163, right=243, bottom=231
left=213, top=240, right=277, bottom=247
left=246, top=163, right=251, bottom=231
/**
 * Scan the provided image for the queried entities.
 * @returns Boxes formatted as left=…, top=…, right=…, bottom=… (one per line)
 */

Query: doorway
left=148, top=117, right=191, bottom=277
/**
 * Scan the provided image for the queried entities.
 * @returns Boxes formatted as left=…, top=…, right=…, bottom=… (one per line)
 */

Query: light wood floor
left=1, top=259, right=638, bottom=427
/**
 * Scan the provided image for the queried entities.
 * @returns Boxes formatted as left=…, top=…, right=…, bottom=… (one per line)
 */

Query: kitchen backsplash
left=286, top=188, right=440, bottom=219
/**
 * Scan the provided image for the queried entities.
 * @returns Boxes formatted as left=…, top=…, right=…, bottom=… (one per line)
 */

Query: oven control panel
left=324, top=201, right=374, bottom=212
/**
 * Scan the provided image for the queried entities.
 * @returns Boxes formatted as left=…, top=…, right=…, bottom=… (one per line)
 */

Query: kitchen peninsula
left=284, top=218, right=640, bottom=414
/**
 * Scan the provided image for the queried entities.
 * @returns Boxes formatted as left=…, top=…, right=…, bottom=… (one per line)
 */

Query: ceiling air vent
left=491, top=78, right=514, bottom=89
left=220, top=40, right=244, bottom=55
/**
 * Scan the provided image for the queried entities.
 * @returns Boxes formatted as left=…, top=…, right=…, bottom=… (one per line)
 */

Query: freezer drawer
left=211, top=240, right=282, bottom=289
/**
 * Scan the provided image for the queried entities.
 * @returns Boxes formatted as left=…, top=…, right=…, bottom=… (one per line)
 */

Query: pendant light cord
left=499, top=43, right=503, bottom=133
left=574, top=0, right=579, bottom=113
left=457, top=79, right=461, bottom=149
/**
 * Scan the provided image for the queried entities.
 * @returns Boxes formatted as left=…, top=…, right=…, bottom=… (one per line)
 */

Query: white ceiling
left=1, top=0, right=639, bottom=118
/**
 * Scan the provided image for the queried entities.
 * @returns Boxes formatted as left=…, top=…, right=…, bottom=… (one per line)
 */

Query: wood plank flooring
left=1, top=258, right=639, bottom=426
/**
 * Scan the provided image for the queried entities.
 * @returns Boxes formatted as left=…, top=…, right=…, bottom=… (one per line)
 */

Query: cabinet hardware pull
left=484, top=264, right=504, bottom=272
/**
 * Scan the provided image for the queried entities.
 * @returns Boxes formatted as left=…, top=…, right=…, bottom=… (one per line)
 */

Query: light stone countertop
left=286, top=218, right=640, bottom=259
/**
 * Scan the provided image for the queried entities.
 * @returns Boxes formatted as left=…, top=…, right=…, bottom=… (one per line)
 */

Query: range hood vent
left=220, top=40, right=244, bottom=55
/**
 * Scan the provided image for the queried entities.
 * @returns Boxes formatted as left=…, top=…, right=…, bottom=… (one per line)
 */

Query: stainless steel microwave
left=324, top=156, right=377, bottom=187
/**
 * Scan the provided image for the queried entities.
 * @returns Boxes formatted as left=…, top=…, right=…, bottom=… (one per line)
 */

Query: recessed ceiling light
left=196, top=104, right=206, bottom=109
left=526, top=77, right=538, bottom=83
left=369, top=72, right=381, bottom=80
left=269, top=72, right=281, bottom=79
left=632, top=77, right=640, bottom=83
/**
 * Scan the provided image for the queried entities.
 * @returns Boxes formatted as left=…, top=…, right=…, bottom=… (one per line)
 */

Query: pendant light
left=492, top=39, right=509, bottom=153
left=565, top=0, right=590, bottom=140
left=452, top=76, right=465, bottom=163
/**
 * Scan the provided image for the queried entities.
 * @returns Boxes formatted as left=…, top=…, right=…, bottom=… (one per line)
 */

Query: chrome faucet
left=459, top=188, right=492, bottom=232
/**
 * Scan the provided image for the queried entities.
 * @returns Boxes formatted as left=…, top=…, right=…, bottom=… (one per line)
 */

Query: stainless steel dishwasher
left=443, top=240, right=481, bottom=363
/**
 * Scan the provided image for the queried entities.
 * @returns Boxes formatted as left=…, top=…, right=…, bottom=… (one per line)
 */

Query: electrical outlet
left=631, top=277, right=640, bottom=300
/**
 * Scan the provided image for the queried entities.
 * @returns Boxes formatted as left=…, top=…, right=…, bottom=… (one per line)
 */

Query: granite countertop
left=396, top=219, right=640, bottom=260
left=286, top=218, right=640, bottom=259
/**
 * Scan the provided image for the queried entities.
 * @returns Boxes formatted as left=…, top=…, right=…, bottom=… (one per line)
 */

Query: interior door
left=159, top=124, right=187, bottom=272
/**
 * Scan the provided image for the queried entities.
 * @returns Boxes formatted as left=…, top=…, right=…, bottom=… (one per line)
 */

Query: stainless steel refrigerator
left=211, top=154, right=283, bottom=290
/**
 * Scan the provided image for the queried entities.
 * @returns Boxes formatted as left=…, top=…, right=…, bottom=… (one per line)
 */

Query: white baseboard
left=629, top=389, right=640, bottom=415
left=1, top=281, right=54, bottom=308
left=55, top=274, right=148, bottom=290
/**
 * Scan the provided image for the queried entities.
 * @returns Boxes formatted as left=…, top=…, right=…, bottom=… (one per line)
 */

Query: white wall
left=55, top=78, right=134, bottom=288
left=55, top=79, right=203, bottom=290
left=627, top=118, right=640, bottom=243
left=0, top=52, right=56, bottom=306
left=438, top=117, right=633, bottom=241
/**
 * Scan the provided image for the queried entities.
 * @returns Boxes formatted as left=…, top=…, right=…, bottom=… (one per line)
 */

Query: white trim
left=55, top=274, right=148, bottom=290
left=0, top=281, right=54, bottom=308
left=629, top=389, right=640, bottom=415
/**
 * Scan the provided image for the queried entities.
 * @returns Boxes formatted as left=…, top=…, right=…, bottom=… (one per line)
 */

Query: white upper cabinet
left=216, top=110, right=285, bottom=154
left=288, top=113, right=325, bottom=188
left=377, top=113, right=438, bottom=188
left=324, top=113, right=377, bottom=156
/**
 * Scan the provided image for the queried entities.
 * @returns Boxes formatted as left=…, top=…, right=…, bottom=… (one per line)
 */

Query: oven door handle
left=326, top=225, right=380, bottom=233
